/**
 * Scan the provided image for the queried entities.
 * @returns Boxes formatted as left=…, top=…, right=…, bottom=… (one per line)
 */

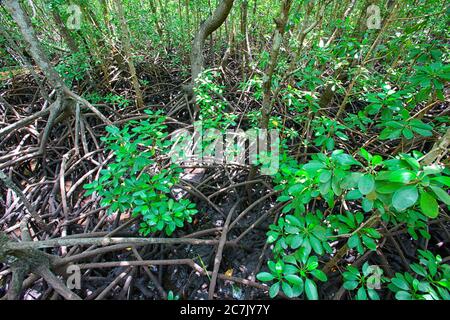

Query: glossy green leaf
left=419, top=191, right=439, bottom=218
left=305, top=278, right=319, bottom=300
left=358, top=174, right=375, bottom=195
left=430, top=185, right=450, bottom=205
left=392, top=186, right=419, bottom=212
left=269, top=282, right=280, bottom=298
left=257, top=272, right=275, bottom=282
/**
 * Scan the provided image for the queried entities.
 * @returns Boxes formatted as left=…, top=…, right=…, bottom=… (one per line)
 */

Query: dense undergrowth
left=0, top=0, right=449, bottom=300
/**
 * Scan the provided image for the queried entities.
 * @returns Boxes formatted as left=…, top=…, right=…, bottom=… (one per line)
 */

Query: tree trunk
left=240, top=0, right=252, bottom=80
left=4, top=0, right=65, bottom=91
left=247, top=0, right=292, bottom=202
left=148, top=0, right=164, bottom=37
left=114, top=0, right=144, bottom=109
left=51, top=9, right=78, bottom=53
left=260, top=0, right=293, bottom=129
left=190, top=0, right=235, bottom=87
left=3, top=0, right=110, bottom=136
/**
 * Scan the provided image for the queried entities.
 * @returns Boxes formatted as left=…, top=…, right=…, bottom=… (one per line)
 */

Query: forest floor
left=0, top=53, right=449, bottom=300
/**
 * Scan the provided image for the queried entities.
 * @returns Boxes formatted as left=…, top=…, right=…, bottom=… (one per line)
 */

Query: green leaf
left=395, top=291, right=412, bottom=300
left=267, top=231, right=279, bottom=243
left=310, top=269, right=327, bottom=282
left=336, top=131, right=349, bottom=141
left=257, top=272, right=275, bottom=282
left=268, top=261, right=277, bottom=274
left=356, top=287, right=368, bottom=300
left=392, top=186, right=419, bottom=212
left=306, top=258, right=319, bottom=271
left=285, top=274, right=304, bottom=287
left=319, top=180, right=331, bottom=195
left=283, top=264, right=298, bottom=275
left=423, top=164, right=443, bottom=176
left=83, top=182, right=97, bottom=190
left=282, top=203, right=293, bottom=213
left=437, top=280, right=450, bottom=290
left=367, top=288, right=380, bottom=300
left=362, top=198, right=374, bottom=212
left=402, top=128, right=414, bottom=140
left=362, top=261, right=372, bottom=277
left=310, top=236, right=323, bottom=255
left=391, top=277, right=410, bottom=291
left=380, top=128, right=393, bottom=140
left=430, top=185, right=450, bottom=205
left=364, top=228, right=381, bottom=239
left=362, top=234, right=377, bottom=251
left=334, top=153, right=361, bottom=166
left=372, top=155, right=383, bottom=166
left=319, top=170, right=332, bottom=183
left=410, top=264, right=427, bottom=277
left=376, top=181, right=404, bottom=194
left=304, top=278, right=319, bottom=300
left=155, top=184, right=171, bottom=193
left=269, top=282, right=280, bottom=298
left=389, top=169, right=415, bottom=183
left=303, top=161, right=326, bottom=172
left=291, top=235, right=303, bottom=249
left=325, top=137, right=335, bottom=150
left=388, top=128, right=402, bottom=140
left=345, top=266, right=359, bottom=277
left=275, top=260, right=284, bottom=274
left=431, top=176, right=450, bottom=188
left=411, top=127, right=432, bottom=137
left=105, top=126, right=120, bottom=135
left=403, top=155, right=421, bottom=170
left=346, top=189, right=363, bottom=200
left=358, top=174, right=375, bottom=195
left=288, top=184, right=303, bottom=194
left=348, top=234, right=360, bottom=249
left=277, top=195, right=291, bottom=202
left=285, top=215, right=302, bottom=226
left=360, top=148, right=371, bottom=162
left=419, top=191, right=439, bottom=218
left=343, top=280, right=359, bottom=291
left=282, top=281, right=294, bottom=298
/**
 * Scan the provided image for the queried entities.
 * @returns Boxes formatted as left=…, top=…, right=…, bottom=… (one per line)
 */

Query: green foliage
left=195, top=70, right=237, bottom=131
left=389, top=250, right=450, bottom=300
left=344, top=112, right=373, bottom=133
left=343, top=262, right=386, bottom=300
left=379, top=118, right=433, bottom=141
left=55, top=50, right=90, bottom=86
left=330, top=212, right=381, bottom=254
left=374, top=154, right=449, bottom=218
left=83, top=110, right=198, bottom=236
left=258, top=148, right=449, bottom=299
left=411, top=62, right=450, bottom=101
left=3, top=0, right=449, bottom=302
left=84, top=92, right=131, bottom=110
left=167, top=290, right=179, bottom=300
left=257, top=248, right=327, bottom=299
left=266, top=211, right=332, bottom=257
left=312, top=117, right=349, bottom=151
left=363, top=84, right=407, bottom=117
